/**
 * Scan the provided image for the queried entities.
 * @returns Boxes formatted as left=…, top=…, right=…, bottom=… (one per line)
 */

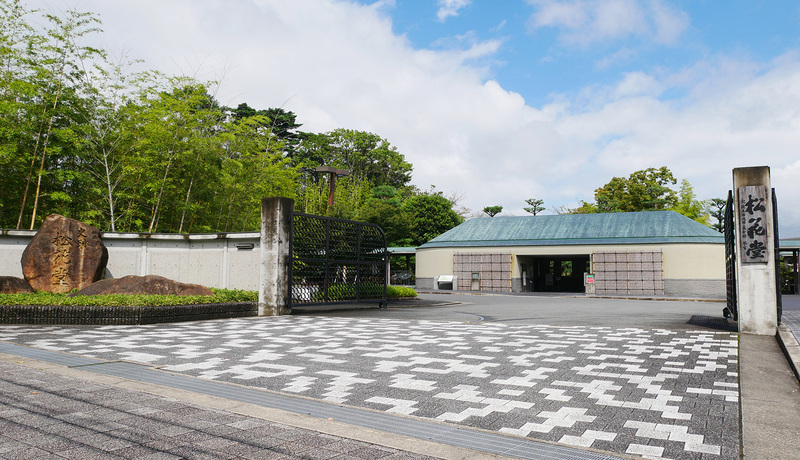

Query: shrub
left=0, top=285, right=418, bottom=307
left=0, top=289, right=258, bottom=307
left=387, top=285, right=417, bottom=298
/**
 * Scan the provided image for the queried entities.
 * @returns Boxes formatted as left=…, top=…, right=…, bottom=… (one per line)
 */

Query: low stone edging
left=777, top=324, right=800, bottom=384
left=0, top=302, right=257, bottom=325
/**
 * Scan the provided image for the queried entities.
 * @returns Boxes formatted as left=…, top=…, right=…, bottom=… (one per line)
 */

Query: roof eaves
left=419, top=236, right=724, bottom=248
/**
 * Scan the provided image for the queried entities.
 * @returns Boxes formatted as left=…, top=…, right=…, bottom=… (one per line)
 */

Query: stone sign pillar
left=259, top=197, right=293, bottom=316
left=733, top=166, right=778, bottom=335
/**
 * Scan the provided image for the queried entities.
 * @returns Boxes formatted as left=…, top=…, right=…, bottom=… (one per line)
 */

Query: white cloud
left=546, top=53, right=800, bottom=234
left=26, top=0, right=800, bottom=236
left=527, top=0, right=689, bottom=46
left=614, top=72, right=664, bottom=98
left=430, top=31, right=505, bottom=68
left=437, top=0, right=472, bottom=22
left=647, top=0, right=690, bottom=44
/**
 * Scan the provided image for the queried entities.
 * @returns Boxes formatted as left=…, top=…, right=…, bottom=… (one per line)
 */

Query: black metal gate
left=723, top=190, right=738, bottom=320
left=289, top=212, right=387, bottom=308
left=773, top=188, right=782, bottom=324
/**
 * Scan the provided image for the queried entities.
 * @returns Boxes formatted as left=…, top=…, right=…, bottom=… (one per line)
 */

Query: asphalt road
left=296, top=292, right=734, bottom=331
left=783, top=294, right=800, bottom=310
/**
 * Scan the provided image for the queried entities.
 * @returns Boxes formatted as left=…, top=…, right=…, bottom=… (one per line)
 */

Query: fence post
left=732, top=166, right=778, bottom=335
left=259, top=197, right=293, bottom=316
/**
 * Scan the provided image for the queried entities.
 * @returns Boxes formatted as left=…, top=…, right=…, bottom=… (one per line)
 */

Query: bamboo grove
left=1, top=1, right=459, bottom=243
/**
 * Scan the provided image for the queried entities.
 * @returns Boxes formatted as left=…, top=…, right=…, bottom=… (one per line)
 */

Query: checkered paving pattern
left=0, top=317, right=739, bottom=459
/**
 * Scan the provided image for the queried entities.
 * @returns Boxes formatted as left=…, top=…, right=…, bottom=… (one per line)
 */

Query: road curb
left=776, top=324, right=800, bottom=384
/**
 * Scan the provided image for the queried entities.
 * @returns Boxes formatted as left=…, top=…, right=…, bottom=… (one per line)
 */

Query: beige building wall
left=416, top=243, right=725, bottom=297
left=661, top=244, right=725, bottom=279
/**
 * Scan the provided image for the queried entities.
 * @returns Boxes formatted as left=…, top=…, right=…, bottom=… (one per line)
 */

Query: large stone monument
left=21, top=214, right=108, bottom=293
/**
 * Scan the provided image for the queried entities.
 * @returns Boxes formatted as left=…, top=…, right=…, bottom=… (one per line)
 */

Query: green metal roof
left=419, top=211, right=724, bottom=248
left=388, top=247, right=416, bottom=254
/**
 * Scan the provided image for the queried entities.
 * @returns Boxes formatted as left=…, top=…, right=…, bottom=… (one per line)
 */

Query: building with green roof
left=415, top=211, right=725, bottom=298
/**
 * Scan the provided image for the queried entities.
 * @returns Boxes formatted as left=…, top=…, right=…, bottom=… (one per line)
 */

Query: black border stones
left=0, top=302, right=257, bottom=325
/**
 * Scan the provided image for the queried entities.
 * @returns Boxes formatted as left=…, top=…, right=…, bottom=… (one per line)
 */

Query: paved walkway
left=1, top=294, right=799, bottom=459
left=0, top=357, right=441, bottom=459
left=739, top=334, right=800, bottom=459
left=1, top=308, right=739, bottom=459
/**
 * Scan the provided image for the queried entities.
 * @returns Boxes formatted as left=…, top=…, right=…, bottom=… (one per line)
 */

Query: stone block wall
left=454, top=253, right=512, bottom=292
left=593, top=251, right=664, bottom=296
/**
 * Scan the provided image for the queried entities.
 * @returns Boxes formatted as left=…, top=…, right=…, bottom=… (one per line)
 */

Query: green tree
left=291, top=129, right=413, bottom=222
left=708, top=198, right=726, bottom=233
left=215, top=112, right=297, bottom=231
left=0, top=0, right=35, bottom=227
left=292, top=129, right=412, bottom=188
left=77, top=55, right=150, bottom=231
left=123, top=80, right=223, bottom=232
left=27, top=8, right=104, bottom=229
left=360, top=185, right=413, bottom=246
left=594, top=167, right=677, bottom=213
left=483, top=205, right=503, bottom=217
left=404, top=191, right=463, bottom=246
left=523, top=198, right=545, bottom=215
left=229, top=103, right=301, bottom=153
left=571, top=202, right=598, bottom=214
left=670, top=179, right=709, bottom=225
left=0, top=1, right=104, bottom=229
left=0, top=2, right=421, bottom=235
left=561, top=168, right=717, bottom=227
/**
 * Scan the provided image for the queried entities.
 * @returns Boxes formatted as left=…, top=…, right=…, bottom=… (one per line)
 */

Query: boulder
left=0, top=276, right=35, bottom=294
left=70, top=275, right=213, bottom=296
left=21, top=214, right=108, bottom=293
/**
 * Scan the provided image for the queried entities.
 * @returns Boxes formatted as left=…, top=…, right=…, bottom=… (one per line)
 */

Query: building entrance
left=519, top=255, right=590, bottom=293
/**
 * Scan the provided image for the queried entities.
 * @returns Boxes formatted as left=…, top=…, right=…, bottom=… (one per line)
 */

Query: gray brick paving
left=782, top=310, right=800, bottom=344
left=0, top=316, right=740, bottom=459
left=0, top=361, right=438, bottom=460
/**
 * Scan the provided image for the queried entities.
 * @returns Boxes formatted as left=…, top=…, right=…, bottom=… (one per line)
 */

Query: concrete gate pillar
left=732, top=166, right=778, bottom=335
left=259, top=197, right=293, bottom=316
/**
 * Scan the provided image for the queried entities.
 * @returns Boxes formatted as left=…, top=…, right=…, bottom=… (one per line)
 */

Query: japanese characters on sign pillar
left=732, top=166, right=777, bottom=336
left=738, top=185, right=769, bottom=264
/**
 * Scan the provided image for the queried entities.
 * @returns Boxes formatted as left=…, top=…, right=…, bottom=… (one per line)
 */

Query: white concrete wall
left=0, top=231, right=34, bottom=278
left=1, top=230, right=260, bottom=290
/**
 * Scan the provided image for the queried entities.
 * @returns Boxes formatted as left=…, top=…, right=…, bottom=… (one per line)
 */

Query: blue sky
left=382, top=0, right=800, bottom=105
left=27, top=0, right=800, bottom=235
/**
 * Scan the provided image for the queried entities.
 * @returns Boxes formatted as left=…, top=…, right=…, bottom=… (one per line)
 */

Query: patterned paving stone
left=0, top=317, right=740, bottom=459
left=0, top=362, right=439, bottom=460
